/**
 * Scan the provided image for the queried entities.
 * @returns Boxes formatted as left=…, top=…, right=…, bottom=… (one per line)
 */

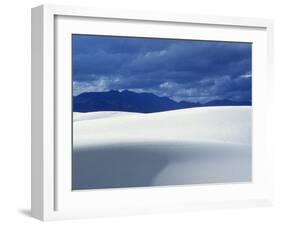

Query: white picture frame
left=31, top=4, right=274, bottom=221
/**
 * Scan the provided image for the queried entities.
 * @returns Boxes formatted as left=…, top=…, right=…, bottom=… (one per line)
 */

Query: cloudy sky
left=72, top=35, right=252, bottom=103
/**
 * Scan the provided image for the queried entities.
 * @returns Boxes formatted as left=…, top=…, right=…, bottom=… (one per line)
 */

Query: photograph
left=72, top=34, right=252, bottom=190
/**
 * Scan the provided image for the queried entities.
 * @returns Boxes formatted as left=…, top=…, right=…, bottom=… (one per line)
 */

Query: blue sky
left=72, top=35, right=252, bottom=103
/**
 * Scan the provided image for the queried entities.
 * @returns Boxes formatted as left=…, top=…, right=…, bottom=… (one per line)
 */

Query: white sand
left=72, top=106, right=252, bottom=189
left=73, top=111, right=142, bottom=121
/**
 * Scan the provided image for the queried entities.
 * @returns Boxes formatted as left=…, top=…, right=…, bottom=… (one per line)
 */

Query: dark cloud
left=73, top=35, right=252, bottom=103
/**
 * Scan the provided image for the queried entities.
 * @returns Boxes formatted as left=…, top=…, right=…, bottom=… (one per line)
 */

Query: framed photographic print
left=31, top=4, right=274, bottom=221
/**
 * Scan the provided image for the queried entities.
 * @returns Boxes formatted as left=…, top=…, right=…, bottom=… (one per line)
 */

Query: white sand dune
left=73, top=111, right=142, bottom=121
left=72, top=106, right=252, bottom=190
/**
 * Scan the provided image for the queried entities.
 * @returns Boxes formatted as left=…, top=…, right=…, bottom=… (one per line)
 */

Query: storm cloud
left=73, top=35, right=252, bottom=103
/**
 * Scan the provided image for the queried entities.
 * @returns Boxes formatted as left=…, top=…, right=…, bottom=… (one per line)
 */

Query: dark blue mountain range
left=73, top=90, right=251, bottom=113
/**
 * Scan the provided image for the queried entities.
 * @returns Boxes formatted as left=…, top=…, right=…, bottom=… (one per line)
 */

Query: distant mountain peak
left=73, top=90, right=251, bottom=113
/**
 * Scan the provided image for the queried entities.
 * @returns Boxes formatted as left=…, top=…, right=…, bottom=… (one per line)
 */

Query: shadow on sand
left=73, top=142, right=171, bottom=190
left=72, top=141, right=251, bottom=190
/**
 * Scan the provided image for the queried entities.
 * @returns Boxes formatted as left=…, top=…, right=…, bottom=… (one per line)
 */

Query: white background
left=0, top=0, right=280, bottom=225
